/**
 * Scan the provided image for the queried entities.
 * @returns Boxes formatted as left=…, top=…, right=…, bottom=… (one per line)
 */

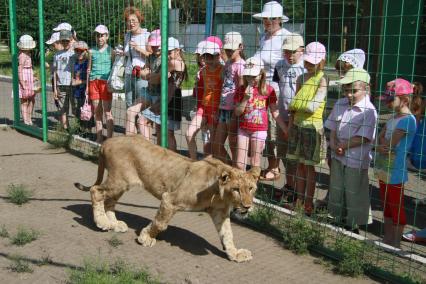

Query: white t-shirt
left=253, top=28, right=291, bottom=93
left=124, top=29, right=150, bottom=75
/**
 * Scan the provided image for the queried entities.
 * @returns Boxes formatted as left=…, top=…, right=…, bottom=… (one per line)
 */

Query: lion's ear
left=248, top=166, right=261, bottom=180
left=218, top=170, right=231, bottom=199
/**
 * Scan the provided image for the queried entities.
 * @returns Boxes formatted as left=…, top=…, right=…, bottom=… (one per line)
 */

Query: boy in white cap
left=325, top=68, right=377, bottom=233
left=272, top=33, right=306, bottom=203
left=53, top=30, right=75, bottom=130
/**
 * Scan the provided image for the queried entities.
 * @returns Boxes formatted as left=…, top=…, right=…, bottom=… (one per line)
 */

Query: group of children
left=16, top=16, right=425, bottom=248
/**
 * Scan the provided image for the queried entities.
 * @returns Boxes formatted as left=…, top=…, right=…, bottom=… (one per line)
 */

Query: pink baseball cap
left=148, top=29, right=161, bottom=47
left=304, top=42, right=326, bottom=65
left=380, top=78, right=413, bottom=101
left=206, top=36, right=223, bottom=49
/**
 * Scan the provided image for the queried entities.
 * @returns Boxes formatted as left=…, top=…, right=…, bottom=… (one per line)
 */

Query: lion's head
left=218, top=166, right=261, bottom=214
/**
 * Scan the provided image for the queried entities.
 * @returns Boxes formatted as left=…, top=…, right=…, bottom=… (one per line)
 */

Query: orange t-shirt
left=196, top=65, right=224, bottom=109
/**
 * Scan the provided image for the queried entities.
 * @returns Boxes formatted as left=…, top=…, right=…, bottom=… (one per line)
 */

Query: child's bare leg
left=102, top=100, right=113, bottom=139
left=28, top=98, right=34, bottom=125
left=213, top=122, right=230, bottom=163
left=304, top=165, right=316, bottom=212
left=137, top=116, right=152, bottom=140
left=250, top=137, right=265, bottom=168
left=295, top=163, right=306, bottom=206
left=185, top=114, right=203, bottom=160
left=236, top=133, right=249, bottom=171
left=155, top=124, right=161, bottom=145
left=228, top=118, right=238, bottom=166
left=92, top=100, right=104, bottom=143
left=125, top=102, right=143, bottom=135
left=168, top=129, right=177, bottom=152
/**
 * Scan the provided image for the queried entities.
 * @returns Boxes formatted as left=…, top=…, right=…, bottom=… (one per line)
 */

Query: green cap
left=337, top=68, right=370, bottom=85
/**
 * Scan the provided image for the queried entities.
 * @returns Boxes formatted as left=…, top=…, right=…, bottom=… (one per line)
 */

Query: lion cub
left=75, top=136, right=260, bottom=262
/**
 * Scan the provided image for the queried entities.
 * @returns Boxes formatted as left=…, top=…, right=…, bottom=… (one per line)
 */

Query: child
left=71, top=41, right=89, bottom=127
left=88, top=25, right=114, bottom=143
left=213, top=31, right=245, bottom=165
left=53, top=30, right=75, bottom=130
left=335, top=49, right=366, bottom=78
left=325, top=68, right=377, bottom=233
left=287, top=42, right=328, bottom=215
left=185, top=41, right=223, bottom=160
left=376, top=78, right=418, bottom=247
left=272, top=33, right=306, bottom=202
left=17, top=35, right=37, bottom=125
left=234, top=57, right=288, bottom=171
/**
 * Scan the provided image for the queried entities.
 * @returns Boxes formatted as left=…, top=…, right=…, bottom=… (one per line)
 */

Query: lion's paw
left=229, top=248, right=252, bottom=263
left=113, top=221, right=128, bottom=233
left=95, top=215, right=113, bottom=231
left=137, top=228, right=157, bottom=247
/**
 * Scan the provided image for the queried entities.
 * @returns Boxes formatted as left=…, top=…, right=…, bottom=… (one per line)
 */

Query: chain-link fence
left=1, top=0, right=426, bottom=282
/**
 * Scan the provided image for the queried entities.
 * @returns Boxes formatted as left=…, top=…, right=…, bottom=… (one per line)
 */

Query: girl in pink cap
left=376, top=78, right=418, bottom=247
left=287, top=42, right=328, bottom=215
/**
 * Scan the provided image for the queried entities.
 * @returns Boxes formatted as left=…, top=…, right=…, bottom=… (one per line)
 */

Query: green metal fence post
left=8, top=0, right=19, bottom=126
left=38, top=0, right=48, bottom=142
left=160, top=0, right=169, bottom=148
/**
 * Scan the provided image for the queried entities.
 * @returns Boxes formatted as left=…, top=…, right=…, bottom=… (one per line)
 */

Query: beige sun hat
left=252, top=1, right=289, bottom=22
left=17, top=35, right=36, bottom=50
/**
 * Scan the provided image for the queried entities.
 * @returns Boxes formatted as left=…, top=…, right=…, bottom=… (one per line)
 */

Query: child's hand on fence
left=244, top=85, right=254, bottom=99
left=377, top=144, right=390, bottom=154
left=335, top=143, right=345, bottom=156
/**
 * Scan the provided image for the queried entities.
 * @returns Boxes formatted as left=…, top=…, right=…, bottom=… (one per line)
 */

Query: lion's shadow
left=63, top=204, right=226, bottom=259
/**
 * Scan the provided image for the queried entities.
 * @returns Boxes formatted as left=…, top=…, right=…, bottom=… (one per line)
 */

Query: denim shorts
left=218, top=109, right=234, bottom=123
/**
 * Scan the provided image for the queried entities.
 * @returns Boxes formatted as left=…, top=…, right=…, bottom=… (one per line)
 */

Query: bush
left=10, top=227, right=40, bottom=246
left=6, top=184, right=32, bottom=205
left=0, top=225, right=9, bottom=238
left=68, top=258, right=161, bottom=284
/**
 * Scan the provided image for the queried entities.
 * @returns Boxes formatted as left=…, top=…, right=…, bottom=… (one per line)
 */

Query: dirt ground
left=0, top=128, right=380, bottom=284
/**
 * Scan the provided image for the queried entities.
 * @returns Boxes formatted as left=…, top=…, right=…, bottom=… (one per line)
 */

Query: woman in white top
left=122, top=6, right=151, bottom=134
left=252, top=1, right=291, bottom=181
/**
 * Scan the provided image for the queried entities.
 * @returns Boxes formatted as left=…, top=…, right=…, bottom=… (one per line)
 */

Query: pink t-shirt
left=219, top=59, right=245, bottom=110
left=324, top=96, right=377, bottom=169
left=234, top=84, right=277, bottom=131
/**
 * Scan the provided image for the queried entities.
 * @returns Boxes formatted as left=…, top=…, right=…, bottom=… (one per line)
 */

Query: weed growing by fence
left=333, top=234, right=373, bottom=277
left=48, top=123, right=71, bottom=148
left=10, top=227, right=40, bottom=246
left=7, top=254, right=33, bottom=273
left=68, top=258, right=161, bottom=284
left=7, top=184, right=32, bottom=205
left=0, top=224, right=9, bottom=238
left=107, top=235, right=123, bottom=248
left=282, top=208, right=325, bottom=254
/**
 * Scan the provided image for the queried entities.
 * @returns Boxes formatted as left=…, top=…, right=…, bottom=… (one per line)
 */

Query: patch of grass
left=6, top=183, right=32, bottom=205
left=0, top=224, right=9, bottom=238
left=38, top=254, right=53, bottom=266
left=333, top=234, right=373, bottom=277
left=10, top=226, right=40, bottom=246
left=68, top=258, right=161, bottom=284
left=7, top=254, right=33, bottom=273
left=282, top=207, right=325, bottom=255
left=48, top=123, right=71, bottom=148
left=107, top=235, right=123, bottom=248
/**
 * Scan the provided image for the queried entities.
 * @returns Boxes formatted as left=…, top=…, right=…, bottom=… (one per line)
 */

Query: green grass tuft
left=107, top=235, right=124, bottom=248
left=10, top=227, right=40, bottom=246
left=0, top=224, right=9, bottom=238
left=333, top=235, right=372, bottom=277
left=68, top=258, right=161, bottom=284
left=7, top=254, right=33, bottom=273
left=6, top=184, right=32, bottom=205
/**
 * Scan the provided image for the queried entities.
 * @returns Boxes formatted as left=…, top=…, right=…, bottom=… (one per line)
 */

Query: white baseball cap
left=223, top=31, right=243, bottom=50
left=159, top=37, right=181, bottom=51
left=46, top=32, right=60, bottom=45
left=242, top=57, right=264, bottom=77
left=195, top=40, right=207, bottom=54
left=200, top=41, right=220, bottom=55
left=94, top=24, right=109, bottom=34
left=53, top=22, right=72, bottom=31
left=253, top=1, right=289, bottom=22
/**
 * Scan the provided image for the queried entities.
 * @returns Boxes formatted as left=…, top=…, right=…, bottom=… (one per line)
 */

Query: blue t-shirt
left=384, top=114, right=417, bottom=184
left=73, top=60, right=88, bottom=98
left=410, top=118, right=426, bottom=170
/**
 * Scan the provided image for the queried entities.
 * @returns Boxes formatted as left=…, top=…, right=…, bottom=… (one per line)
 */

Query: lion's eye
left=249, top=187, right=255, bottom=192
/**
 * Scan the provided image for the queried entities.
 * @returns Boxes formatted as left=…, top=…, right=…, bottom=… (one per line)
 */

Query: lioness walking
left=75, top=136, right=260, bottom=262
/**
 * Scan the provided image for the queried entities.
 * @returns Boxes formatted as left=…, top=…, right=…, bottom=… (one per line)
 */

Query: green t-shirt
left=89, top=46, right=112, bottom=80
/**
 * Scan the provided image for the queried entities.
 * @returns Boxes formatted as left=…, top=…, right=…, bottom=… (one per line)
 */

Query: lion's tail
left=74, top=147, right=106, bottom=192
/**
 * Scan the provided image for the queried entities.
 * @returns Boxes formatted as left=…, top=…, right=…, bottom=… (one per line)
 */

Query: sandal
left=259, top=168, right=280, bottom=181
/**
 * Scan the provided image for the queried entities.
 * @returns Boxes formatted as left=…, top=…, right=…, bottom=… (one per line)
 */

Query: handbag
left=107, top=54, right=126, bottom=92
left=80, top=93, right=93, bottom=121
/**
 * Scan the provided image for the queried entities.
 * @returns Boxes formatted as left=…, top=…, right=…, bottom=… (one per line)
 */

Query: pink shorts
left=237, top=128, right=267, bottom=141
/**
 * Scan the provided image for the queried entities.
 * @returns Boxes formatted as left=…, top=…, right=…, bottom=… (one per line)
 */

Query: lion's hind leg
left=90, top=185, right=114, bottom=231
left=209, top=209, right=252, bottom=262
left=104, top=189, right=128, bottom=233
left=137, top=192, right=177, bottom=247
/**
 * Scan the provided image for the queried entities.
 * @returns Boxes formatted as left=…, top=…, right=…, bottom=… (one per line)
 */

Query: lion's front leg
left=209, top=209, right=252, bottom=263
left=137, top=192, right=177, bottom=247
left=105, top=194, right=128, bottom=233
